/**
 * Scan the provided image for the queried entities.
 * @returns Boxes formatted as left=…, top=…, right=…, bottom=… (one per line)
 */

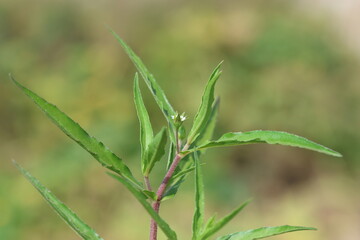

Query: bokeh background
left=1, top=0, right=359, bottom=239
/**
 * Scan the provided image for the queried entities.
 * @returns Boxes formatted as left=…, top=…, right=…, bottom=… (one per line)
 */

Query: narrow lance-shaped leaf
left=166, top=143, right=176, bottom=170
left=202, top=215, right=217, bottom=233
left=134, top=73, right=154, bottom=172
left=191, top=130, right=342, bottom=157
left=108, top=173, right=177, bottom=240
left=10, top=76, right=140, bottom=186
left=200, top=200, right=251, bottom=240
left=142, top=190, right=157, bottom=201
left=13, top=161, right=103, bottom=240
left=143, top=127, right=167, bottom=175
left=171, top=165, right=197, bottom=182
left=195, top=98, right=220, bottom=148
left=216, top=225, right=316, bottom=240
left=187, top=62, right=222, bottom=144
left=108, top=28, right=177, bottom=143
left=192, top=152, right=205, bottom=240
left=162, top=178, right=184, bottom=202
left=162, top=155, right=195, bottom=201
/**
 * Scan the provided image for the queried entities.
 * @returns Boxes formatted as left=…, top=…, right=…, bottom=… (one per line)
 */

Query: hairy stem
left=150, top=200, right=160, bottom=240
left=149, top=140, right=190, bottom=240
left=144, top=176, right=152, bottom=191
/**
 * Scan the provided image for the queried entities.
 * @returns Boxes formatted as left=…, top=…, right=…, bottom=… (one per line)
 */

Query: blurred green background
left=1, top=0, right=359, bottom=239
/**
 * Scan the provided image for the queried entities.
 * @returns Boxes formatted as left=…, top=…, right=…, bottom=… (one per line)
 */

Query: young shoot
left=11, top=28, right=341, bottom=240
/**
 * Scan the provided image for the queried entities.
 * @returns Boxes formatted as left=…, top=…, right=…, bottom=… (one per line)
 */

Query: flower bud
left=171, top=112, right=187, bottom=129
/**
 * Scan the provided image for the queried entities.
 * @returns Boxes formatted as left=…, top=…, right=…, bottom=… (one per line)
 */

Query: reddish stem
left=144, top=176, right=152, bottom=191
left=149, top=201, right=160, bottom=240
left=149, top=143, right=190, bottom=240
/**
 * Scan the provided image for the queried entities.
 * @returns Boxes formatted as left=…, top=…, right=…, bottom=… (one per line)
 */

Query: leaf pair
left=14, top=161, right=178, bottom=240
left=164, top=75, right=222, bottom=202
left=110, top=26, right=222, bottom=151
left=178, top=51, right=341, bottom=159
left=109, top=28, right=178, bottom=144
left=134, top=73, right=167, bottom=176
left=10, top=75, right=139, bottom=187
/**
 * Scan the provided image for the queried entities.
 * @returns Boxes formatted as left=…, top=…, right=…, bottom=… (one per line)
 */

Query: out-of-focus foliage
left=1, top=0, right=359, bottom=240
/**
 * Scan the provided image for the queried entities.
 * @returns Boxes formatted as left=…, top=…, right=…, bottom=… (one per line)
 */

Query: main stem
left=149, top=139, right=190, bottom=240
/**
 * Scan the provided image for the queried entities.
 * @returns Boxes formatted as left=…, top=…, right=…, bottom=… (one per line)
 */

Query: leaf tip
left=8, top=73, right=23, bottom=89
left=332, top=151, right=343, bottom=158
left=243, top=198, right=253, bottom=206
left=134, top=72, right=139, bottom=85
left=11, top=160, right=28, bottom=179
left=212, top=61, right=224, bottom=75
left=8, top=73, right=16, bottom=83
left=103, top=22, right=110, bottom=29
left=11, top=158, right=19, bottom=168
left=104, top=23, right=114, bottom=33
left=11, top=159, right=24, bottom=174
left=285, top=225, right=317, bottom=231
left=324, top=147, right=342, bottom=157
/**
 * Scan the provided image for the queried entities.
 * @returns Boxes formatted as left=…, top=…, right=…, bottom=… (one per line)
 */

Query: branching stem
left=149, top=130, right=190, bottom=240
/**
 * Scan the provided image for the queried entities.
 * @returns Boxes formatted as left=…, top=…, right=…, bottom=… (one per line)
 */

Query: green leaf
left=10, top=76, right=140, bottom=186
left=163, top=157, right=195, bottom=201
left=142, top=190, right=157, bottom=201
left=108, top=173, right=177, bottom=240
left=192, top=152, right=205, bottom=240
left=202, top=215, right=217, bottom=232
left=134, top=73, right=154, bottom=172
left=216, top=225, right=316, bottom=240
left=162, top=178, right=184, bottom=202
left=187, top=62, right=222, bottom=144
left=171, top=165, right=196, bottom=181
left=109, top=28, right=177, bottom=143
left=166, top=143, right=176, bottom=170
left=200, top=200, right=251, bottom=240
left=195, top=98, right=220, bottom=148
left=144, top=127, right=168, bottom=175
left=196, top=130, right=342, bottom=157
left=13, top=161, right=103, bottom=240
